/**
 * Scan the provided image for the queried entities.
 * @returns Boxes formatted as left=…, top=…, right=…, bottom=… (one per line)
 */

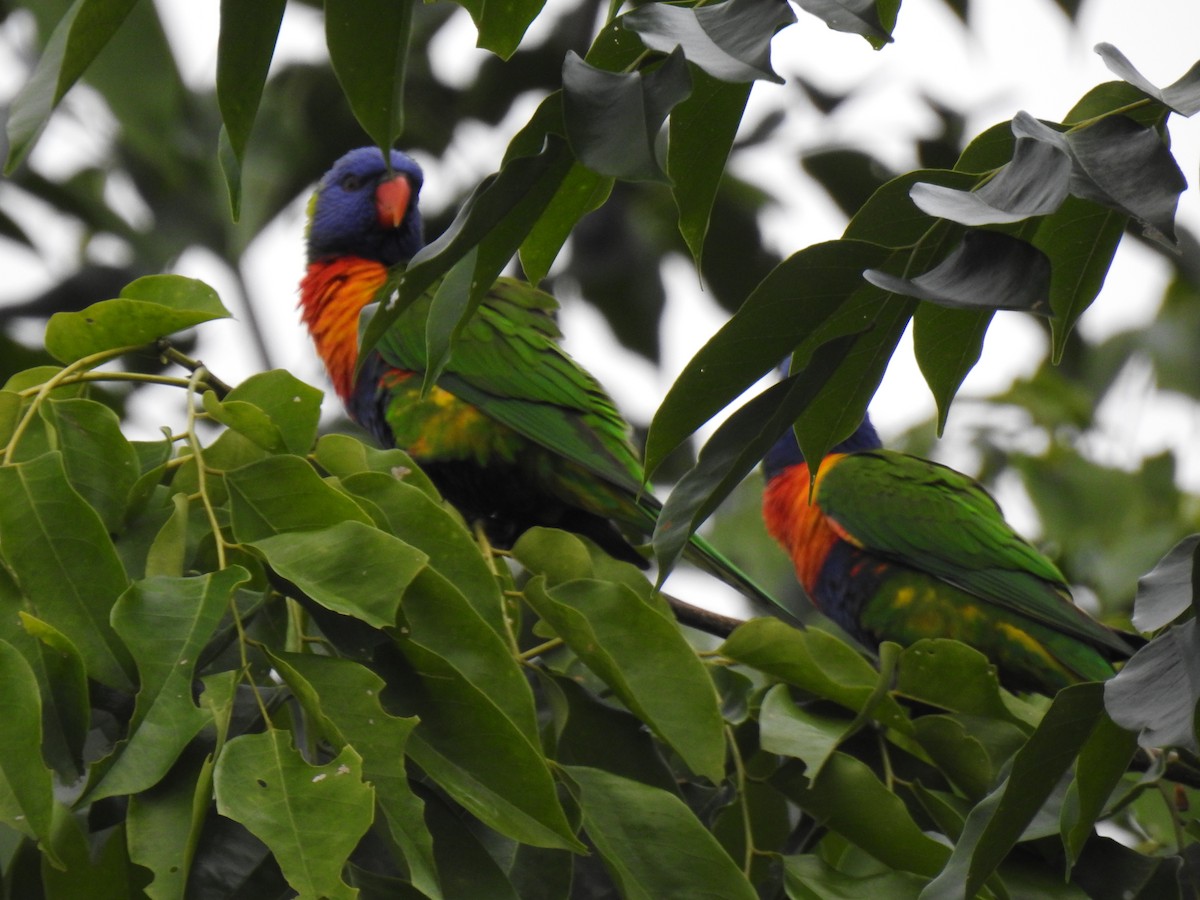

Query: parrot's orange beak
left=374, top=175, right=412, bottom=229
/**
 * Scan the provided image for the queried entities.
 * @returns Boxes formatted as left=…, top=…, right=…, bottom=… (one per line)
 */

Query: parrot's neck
left=761, top=455, right=853, bottom=593
left=298, top=257, right=389, bottom=401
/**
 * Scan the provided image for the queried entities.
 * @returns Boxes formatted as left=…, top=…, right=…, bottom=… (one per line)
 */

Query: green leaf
left=565, top=765, right=757, bottom=899
left=40, top=396, right=139, bottom=532
left=667, top=70, right=751, bottom=266
left=772, top=752, right=951, bottom=877
left=1095, top=42, right=1200, bottom=116
left=519, top=162, right=612, bottom=284
left=314, top=432, right=439, bottom=499
left=912, top=304, right=991, bottom=433
left=397, top=569, right=583, bottom=851
left=127, top=750, right=214, bottom=900
left=88, top=568, right=249, bottom=802
left=894, top=639, right=1021, bottom=722
left=623, top=0, right=796, bottom=83
left=269, top=652, right=439, bottom=900
left=338, top=470, right=504, bottom=636
left=521, top=570, right=727, bottom=783
left=5, top=0, right=139, bottom=172
left=0, top=452, right=134, bottom=688
left=215, top=0, right=286, bottom=218
left=455, top=0, right=546, bottom=58
left=1130, top=534, right=1200, bottom=632
left=1104, top=618, right=1200, bottom=752
left=206, top=370, right=322, bottom=455
left=784, top=855, right=927, bottom=899
left=19, top=613, right=90, bottom=781
left=226, top=455, right=373, bottom=543
left=145, top=492, right=189, bottom=579
left=865, top=231, right=1052, bottom=314
left=0, top=640, right=57, bottom=860
left=39, top=810, right=135, bottom=898
left=562, top=48, right=692, bottom=182
left=324, top=0, right=411, bottom=153
left=249, top=521, right=426, bottom=627
left=44, top=275, right=229, bottom=363
left=721, top=618, right=911, bottom=732
left=923, top=683, right=1108, bottom=900
left=646, top=240, right=892, bottom=475
left=794, top=0, right=897, bottom=49
left=1061, top=711, right=1138, bottom=865
left=213, top=730, right=374, bottom=900
left=758, top=683, right=857, bottom=778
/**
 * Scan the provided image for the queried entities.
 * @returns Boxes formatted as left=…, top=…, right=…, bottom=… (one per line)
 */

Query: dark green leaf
left=455, top=0, right=546, bottom=58
left=127, top=751, right=214, bottom=899
left=521, top=569, right=727, bottom=782
left=249, top=521, right=426, bottom=627
left=0, top=452, right=134, bottom=688
left=1095, top=43, right=1200, bottom=116
left=212, top=370, right=322, bottom=455
left=1131, top=534, right=1200, bottom=632
left=923, top=683, right=1109, bottom=900
left=214, top=730, right=373, bottom=900
left=314, top=432, right=439, bottom=499
left=519, top=162, right=613, bottom=283
left=5, top=0, right=139, bottom=172
left=1104, top=618, right=1200, bottom=752
left=1061, top=711, right=1138, bottom=865
left=0, top=640, right=57, bottom=860
left=19, top=613, right=90, bottom=781
left=226, top=455, right=373, bottom=543
left=866, top=230, right=1051, bottom=313
left=784, top=855, right=927, bottom=899
left=912, top=304, right=991, bottom=433
left=623, top=0, right=795, bottom=83
left=758, top=683, right=856, bottom=777
left=324, top=0, right=411, bottom=152
left=216, top=0, right=286, bottom=217
left=88, top=568, right=250, bottom=802
left=1065, top=115, right=1187, bottom=245
left=794, top=0, right=897, bottom=49
left=894, top=639, right=1022, bottom=722
left=565, top=765, right=757, bottom=899
left=562, top=48, right=692, bottom=182
left=44, top=275, right=229, bottom=363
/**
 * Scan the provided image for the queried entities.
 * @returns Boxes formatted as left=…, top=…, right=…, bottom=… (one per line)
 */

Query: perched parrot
left=299, top=147, right=771, bottom=608
left=762, top=417, right=1137, bottom=693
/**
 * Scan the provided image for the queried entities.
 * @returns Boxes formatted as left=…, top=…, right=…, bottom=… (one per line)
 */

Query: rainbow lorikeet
left=299, top=147, right=771, bottom=607
left=762, top=417, right=1137, bottom=693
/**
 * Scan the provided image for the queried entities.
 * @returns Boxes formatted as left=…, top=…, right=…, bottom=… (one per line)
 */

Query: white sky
left=2, top=0, right=1199, bottom=511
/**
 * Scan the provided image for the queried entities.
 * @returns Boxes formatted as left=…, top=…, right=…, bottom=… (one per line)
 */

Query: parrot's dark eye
left=339, top=173, right=366, bottom=191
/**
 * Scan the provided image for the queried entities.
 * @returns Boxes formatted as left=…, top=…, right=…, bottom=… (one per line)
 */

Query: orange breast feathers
left=298, top=258, right=389, bottom=402
left=762, top=454, right=857, bottom=592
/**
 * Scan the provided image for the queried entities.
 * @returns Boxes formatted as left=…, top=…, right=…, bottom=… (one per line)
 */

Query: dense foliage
left=2, top=0, right=1200, bottom=897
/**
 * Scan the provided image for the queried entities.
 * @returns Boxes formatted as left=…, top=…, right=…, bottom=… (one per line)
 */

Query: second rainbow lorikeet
left=762, top=417, right=1137, bottom=694
left=298, top=147, right=772, bottom=610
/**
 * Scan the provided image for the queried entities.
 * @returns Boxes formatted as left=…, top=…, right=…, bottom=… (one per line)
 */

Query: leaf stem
left=726, top=725, right=755, bottom=877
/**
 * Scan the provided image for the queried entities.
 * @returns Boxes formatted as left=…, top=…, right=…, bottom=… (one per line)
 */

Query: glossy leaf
left=44, top=275, right=229, bottom=363
left=213, top=730, right=373, bottom=900
left=325, top=0, right=411, bottom=153
left=269, top=652, right=438, bottom=900
left=249, top=521, right=426, bottom=627
left=1130, top=534, right=1200, bottom=632
left=0, top=640, right=57, bottom=857
left=865, top=230, right=1052, bottom=313
left=215, top=0, right=286, bottom=217
left=562, top=48, right=692, bottom=182
left=565, top=765, right=757, bottom=899
left=923, top=683, right=1109, bottom=900
left=1095, top=43, right=1200, bottom=116
left=795, top=0, right=898, bottom=49
left=0, top=452, right=134, bottom=689
left=455, top=0, right=546, bottom=58
left=912, top=304, right=992, bottom=433
left=5, top=0, right=139, bottom=171
left=88, top=568, right=249, bottom=802
left=623, top=0, right=795, bottom=83
left=1104, top=618, right=1200, bottom=752
left=225, top=455, right=372, bottom=543
left=521, top=569, right=727, bottom=782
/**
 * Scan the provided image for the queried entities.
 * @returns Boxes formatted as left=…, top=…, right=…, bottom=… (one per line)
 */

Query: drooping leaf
left=87, top=568, right=250, bottom=802
left=213, top=730, right=374, bottom=900
left=865, top=230, right=1052, bottom=313
left=519, top=565, right=727, bottom=782
left=1130, top=534, right=1200, bottom=632
left=1104, top=618, right=1200, bottom=752
left=0, top=452, right=134, bottom=688
left=519, top=161, right=613, bottom=283
left=44, top=275, right=229, bottom=363
left=455, top=0, right=546, bottom=58
left=127, top=752, right=215, bottom=900
left=325, top=0, right=411, bottom=153
left=5, top=0, right=139, bottom=171
left=1061, top=711, right=1138, bottom=865
left=0, top=640, right=57, bottom=859
left=758, top=683, right=857, bottom=778
left=19, top=613, right=90, bottom=781
left=1095, top=43, right=1200, bottom=116
left=784, top=855, right=927, bottom=899
left=249, top=521, right=426, bottom=627
left=794, top=0, right=898, bottom=49
left=912, top=304, right=992, bottom=433
left=562, top=48, right=692, bottom=182
left=215, top=0, right=286, bottom=217
left=565, top=765, right=757, bottom=899
left=623, top=0, right=796, bottom=83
